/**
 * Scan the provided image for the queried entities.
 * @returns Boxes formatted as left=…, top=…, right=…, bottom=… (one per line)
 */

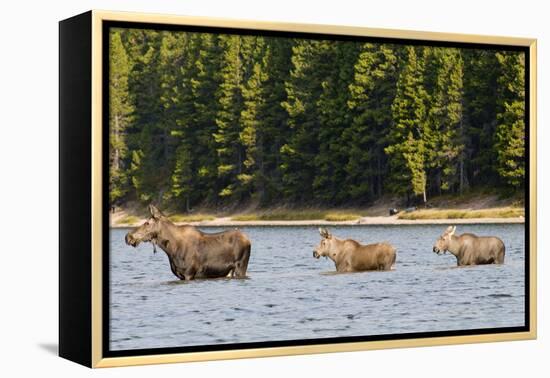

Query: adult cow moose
left=125, top=205, right=251, bottom=280
left=313, top=228, right=396, bottom=272
left=432, top=226, right=505, bottom=266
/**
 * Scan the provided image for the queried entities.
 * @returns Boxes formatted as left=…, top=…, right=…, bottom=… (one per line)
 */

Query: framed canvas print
left=59, top=10, right=537, bottom=368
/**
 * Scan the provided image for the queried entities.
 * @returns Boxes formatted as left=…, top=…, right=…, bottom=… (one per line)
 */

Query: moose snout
left=125, top=233, right=135, bottom=247
left=313, top=250, right=320, bottom=259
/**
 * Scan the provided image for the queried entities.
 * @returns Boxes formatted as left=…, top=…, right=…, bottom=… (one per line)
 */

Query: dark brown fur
left=125, top=205, right=251, bottom=280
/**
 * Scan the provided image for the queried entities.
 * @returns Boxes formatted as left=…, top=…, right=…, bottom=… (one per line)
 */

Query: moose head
left=433, top=225, right=457, bottom=255
left=313, top=227, right=335, bottom=259
left=124, top=204, right=167, bottom=248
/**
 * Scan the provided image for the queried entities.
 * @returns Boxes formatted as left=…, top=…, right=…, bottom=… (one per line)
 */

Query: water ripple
left=109, top=224, right=526, bottom=351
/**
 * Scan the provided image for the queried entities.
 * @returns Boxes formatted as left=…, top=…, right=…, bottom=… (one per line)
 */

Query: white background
left=0, top=0, right=547, bottom=376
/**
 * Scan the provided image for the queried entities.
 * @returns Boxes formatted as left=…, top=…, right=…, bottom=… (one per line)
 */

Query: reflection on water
left=109, top=224, right=525, bottom=351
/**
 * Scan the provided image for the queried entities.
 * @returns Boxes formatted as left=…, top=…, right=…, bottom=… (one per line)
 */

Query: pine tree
left=385, top=46, right=429, bottom=202
left=190, top=34, right=224, bottom=203
left=168, top=33, right=225, bottom=210
left=157, top=31, right=189, bottom=207
left=240, top=37, right=268, bottom=202
left=167, top=32, right=198, bottom=211
left=345, top=43, right=398, bottom=202
left=313, top=41, right=360, bottom=203
left=462, top=50, right=500, bottom=186
left=256, top=38, right=294, bottom=205
left=213, top=35, right=254, bottom=201
left=280, top=40, right=327, bottom=202
left=170, top=142, right=194, bottom=211
left=494, top=51, right=525, bottom=188
left=425, top=47, right=465, bottom=194
left=109, top=30, right=133, bottom=204
left=124, top=29, right=164, bottom=203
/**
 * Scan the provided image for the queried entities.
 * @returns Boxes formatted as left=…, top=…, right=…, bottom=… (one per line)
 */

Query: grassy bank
left=116, top=215, right=141, bottom=224
left=112, top=191, right=525, bottom=226
left=168, top=214, right=217, bottom=222
left=231, top=210, right=363, bottom=222
left=398, top=207, right=524, bottom=220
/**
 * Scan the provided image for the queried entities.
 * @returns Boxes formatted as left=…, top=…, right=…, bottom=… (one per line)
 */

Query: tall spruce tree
left=240, top=37, right=268, bottom=202
left=238, top=38, right=293, bottom=205
left=191, top=34, right=224, bottom=203
left=109, top=30, right=134, bottom=204
left=385, top=46, right=429, bottom=203
left=168, top=32, right=198, bottom=211
left=280, top=40, right=328, bottom=202
left=346, top=43, right=398, bottom=202
left=125, top=29, right=164, bottom=203
left=462, top=50, right=500, bottom=186
left=155, top=31, right=189, bottom=207
left=313, top=41, right=360, bottom=203
left=213, top=35, right=256, bottom=201
left=169, top=33, right=225, bottom=209
left=425, top=47, right=465, bottom=194
left=494, top=51, right=525, bottom=188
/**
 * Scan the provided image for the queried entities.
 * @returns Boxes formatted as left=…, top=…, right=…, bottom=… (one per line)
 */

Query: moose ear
left=149, top=204, right=163, bottom=219
left=445, top=225, right=454, bottom=234
left=319, top=227, right=330, bottom=238
left=450, top=226, right=457, bottom=236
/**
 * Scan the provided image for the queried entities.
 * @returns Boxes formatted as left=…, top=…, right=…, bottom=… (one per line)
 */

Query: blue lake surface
left=109, top=224, right=525, bottom=351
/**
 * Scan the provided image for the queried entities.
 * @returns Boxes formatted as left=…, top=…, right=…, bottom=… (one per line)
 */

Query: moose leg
left=233, top=263, right=246, bottom=278
left=496, top=248, right=505, bottom=264
left=335, top=262, right=352, bottom=273
left=234, top=244, right=251, bottom=278
left=168, top=259, right=180, bottom=279
left=183, top=266, right=197, bottom=281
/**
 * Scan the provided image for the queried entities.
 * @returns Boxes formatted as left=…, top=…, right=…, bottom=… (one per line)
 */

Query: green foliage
left=385, top=46, right=429, bottom=198
left=109, top=28, right=526, bottom=209
left=109, top=30, right=133, bottom=203
left=170, top=143, right=193, bottom=203
left=280, top=40, right=327, bottom=201
left=425, top=48, right=465, bottom=193
left=346, top=43, right=398, bottom=201
left=495, top=52, right=526, bottom=188
left=213, top=35, right=257, bottom=201
left=124, top=29, right=166, bottom=204
left=462, top=50, right=500, bottom=186
left=314, top=41, right=360, bottom=203
left=240, top=37, right=269, bottom=201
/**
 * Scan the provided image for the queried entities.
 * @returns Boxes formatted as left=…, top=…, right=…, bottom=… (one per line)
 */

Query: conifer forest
left=108, top=28, right=526, bottom=211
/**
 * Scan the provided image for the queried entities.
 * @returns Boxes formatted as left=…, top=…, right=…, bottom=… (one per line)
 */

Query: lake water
left=109, top=224, right=525, bottom=351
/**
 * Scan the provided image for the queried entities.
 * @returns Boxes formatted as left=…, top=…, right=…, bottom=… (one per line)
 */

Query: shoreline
left=111, top=215, right=525, bottom=228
